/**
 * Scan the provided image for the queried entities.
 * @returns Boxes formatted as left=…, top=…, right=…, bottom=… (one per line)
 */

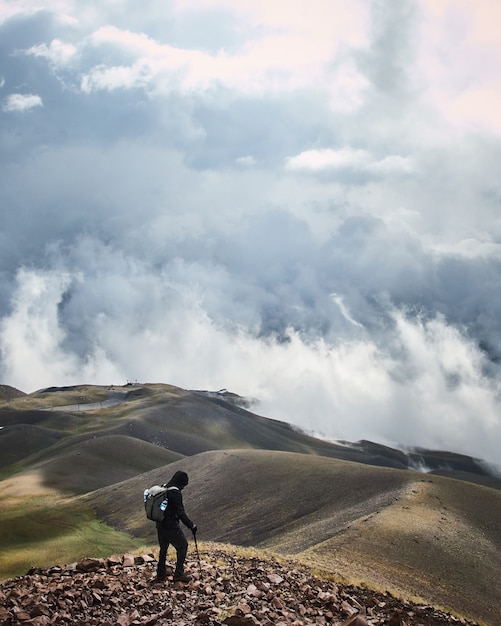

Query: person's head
left=167, top=470, right=189, bottom=489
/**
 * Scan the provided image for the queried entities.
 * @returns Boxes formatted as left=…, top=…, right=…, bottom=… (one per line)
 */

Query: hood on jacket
left=166, top=470, right=189, bottom=489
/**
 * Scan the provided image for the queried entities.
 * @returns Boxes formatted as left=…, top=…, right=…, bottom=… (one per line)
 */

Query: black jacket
left=158, top=471, right=194, bottom=530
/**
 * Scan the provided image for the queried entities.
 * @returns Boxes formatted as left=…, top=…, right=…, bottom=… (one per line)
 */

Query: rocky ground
left=0, top=547, right=480, bottom=626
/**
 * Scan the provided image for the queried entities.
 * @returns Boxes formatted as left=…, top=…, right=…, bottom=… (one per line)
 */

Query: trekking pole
left=192, top=528, right=202, bottom=579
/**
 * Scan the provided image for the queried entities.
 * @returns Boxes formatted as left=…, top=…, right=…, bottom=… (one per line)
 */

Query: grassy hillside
left=35, top=435, right=184, bottom=494
left=0, top=384, right=26, bottom=401
left=2, top=383, right=501, bottom=625
left=82, top=449, right=501, bottom=625
left=2, top=383, right=498, bottom=489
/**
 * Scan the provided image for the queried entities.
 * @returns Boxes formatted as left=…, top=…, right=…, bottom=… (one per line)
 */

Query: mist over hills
left=1, top=383, right=501, bottom=625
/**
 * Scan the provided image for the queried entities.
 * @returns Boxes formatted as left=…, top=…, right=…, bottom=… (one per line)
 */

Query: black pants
left=156, top=524, right=188, bottom=578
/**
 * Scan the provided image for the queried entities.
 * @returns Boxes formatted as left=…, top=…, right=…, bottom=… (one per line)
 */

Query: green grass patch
left=0, top=496, right=145, bottom=580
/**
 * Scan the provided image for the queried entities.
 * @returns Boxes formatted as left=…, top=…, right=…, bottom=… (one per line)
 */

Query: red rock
left=122, top=554, right=135, bottom=567
left=0, top=607, right=10, bottom=622
left=76, top=557, right=103, bottom=572
left=107, top=554, right=122, bottom=566
left=340, top=615, right=370, bottom=626
left=223, top=617, right=256, bottom=626
left=271, top=596, right=285, bottom=609
left=29, top=617, right=51, bottom=625
left=0, top=549, right=481, bottom=626
left=197, top=611, right=212, bottom=623
left=236, top=602, right=252, bottom=615
left=388, top=610, right=404, bottom=625
left=30, top=604, right=48, bottom=617
left=267, top=573, right=284, bottom=584
left=342, top=600, right=358, bottom=616
left=317, top=590, right=337, bottom=604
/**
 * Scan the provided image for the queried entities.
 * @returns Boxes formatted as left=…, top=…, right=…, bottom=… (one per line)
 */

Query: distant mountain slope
left=84, top=449, right=413, bottom=542
left=35, top=435, right=184, bottom=494
left=83, top=449, right=501, bottom=626
left=1, top=383, right=499, bottom=491
left=0, top=385, right=26, bottom=402
left=2, top=383, right=501, bottom=624
left=0, top=424, right=65, bottom=468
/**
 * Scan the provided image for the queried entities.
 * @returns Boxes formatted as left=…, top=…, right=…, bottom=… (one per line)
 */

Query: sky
left=1, top=0, right=501, bottom=466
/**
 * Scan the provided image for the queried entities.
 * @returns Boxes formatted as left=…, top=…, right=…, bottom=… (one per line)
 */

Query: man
left=155, top=470, right=197, bottom=583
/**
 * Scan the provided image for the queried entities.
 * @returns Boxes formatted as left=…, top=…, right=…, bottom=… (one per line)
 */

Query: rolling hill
left=1, top=382, right=501, bottom=625
left=82, top=449, right=501, bottom=625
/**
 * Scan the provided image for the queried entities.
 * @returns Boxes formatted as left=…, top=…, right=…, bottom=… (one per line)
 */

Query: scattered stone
left=122, top=554, right=136, bottom=567
left=107, top=554, right=123, bottom=567
left=76, top=557, right=104, bottom=572
left=0, top=547, right=481, bottom=626
left=388, top=610, right=405, bottom=625
left=341, top=616, right=370, bottom=626
left=267, top=573, right=284, bottom=585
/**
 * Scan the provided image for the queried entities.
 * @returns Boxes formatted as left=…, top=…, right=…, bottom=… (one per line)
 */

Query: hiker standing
left=155, top=470, right=197, bottom=583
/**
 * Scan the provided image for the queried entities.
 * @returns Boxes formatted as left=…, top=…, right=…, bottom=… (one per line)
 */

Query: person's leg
left=156, top=525, right=170, bottom=580
left=168, top=526, right=188, bottom=578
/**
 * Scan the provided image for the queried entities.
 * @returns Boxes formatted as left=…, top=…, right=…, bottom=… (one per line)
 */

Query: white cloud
left=2, top=266, right=500, bottom=464
left=1, top=0, right=501, bottom=466
left=26, top=39, right=78, bottom=66
left=81, top=60, right=154, bottom=93
left=236, top=155, right=256, bottom=167
left=0, top=0, right=77, bottom=24
left=0, top=268, right=123, bottom=389
left=285, top=148, right=370, bottom=171
left=331, top=293, right=364, bottom=329
left=436, top=238, right=501, bottom=260
left=285, top=148, right=414, bottom=177
left=79, top=12, right=369, bottom=102
left=2, top=93, right=43, bottom=112
left=416, top=0, right=501, bottom=135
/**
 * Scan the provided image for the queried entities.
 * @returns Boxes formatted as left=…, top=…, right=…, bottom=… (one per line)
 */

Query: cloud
left=416, top=0, right=501, bottom=135
left=0, top=268, right=123, bottom=387
left=286, top=148, right=370, bottom=171
left=236, top=155, right=256, bottom=167
left=67, top=1, right=370, bottom=104
left=2, top=263, right=500, bottom=465
left=285, top=148, right=414, bottom=178
left=0, top=0, right=501, bottom=467
left=2, top=92, right=42, bottom=112
left=25, top=38, right=78, bottom=66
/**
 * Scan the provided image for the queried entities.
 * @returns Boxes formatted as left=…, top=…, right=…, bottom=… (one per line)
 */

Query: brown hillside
left=36, top=435, right=185, bottom=494
left=0, top=385, right=26, bottom=402
left=83, top=449, right=501, bottom=626
left=2, top=383, right=499, bottom=493
left=2, top=384, right=501, bottom=625
left=0, top=424, right=66, bottom=469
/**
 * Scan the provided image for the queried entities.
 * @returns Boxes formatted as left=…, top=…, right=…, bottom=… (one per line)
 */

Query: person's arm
left=172, top=491, right=195, bottom=530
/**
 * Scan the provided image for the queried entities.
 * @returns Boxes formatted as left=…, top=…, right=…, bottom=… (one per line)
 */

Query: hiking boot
left=173, top=573, right=192, bottom=583
left=151, top=575, right=167, bottom=584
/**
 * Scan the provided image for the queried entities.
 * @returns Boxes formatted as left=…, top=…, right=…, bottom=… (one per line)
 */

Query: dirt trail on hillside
left=300, top=478, right=500, bottom=624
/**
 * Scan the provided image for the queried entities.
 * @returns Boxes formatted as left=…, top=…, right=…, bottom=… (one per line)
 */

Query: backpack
left=143, top=485, right=179, bottom=522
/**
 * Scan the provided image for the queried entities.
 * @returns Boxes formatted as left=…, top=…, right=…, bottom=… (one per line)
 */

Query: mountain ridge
left=1, top=383, right=500, bottom=625
left=1, top=383, right=499, bottom=490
